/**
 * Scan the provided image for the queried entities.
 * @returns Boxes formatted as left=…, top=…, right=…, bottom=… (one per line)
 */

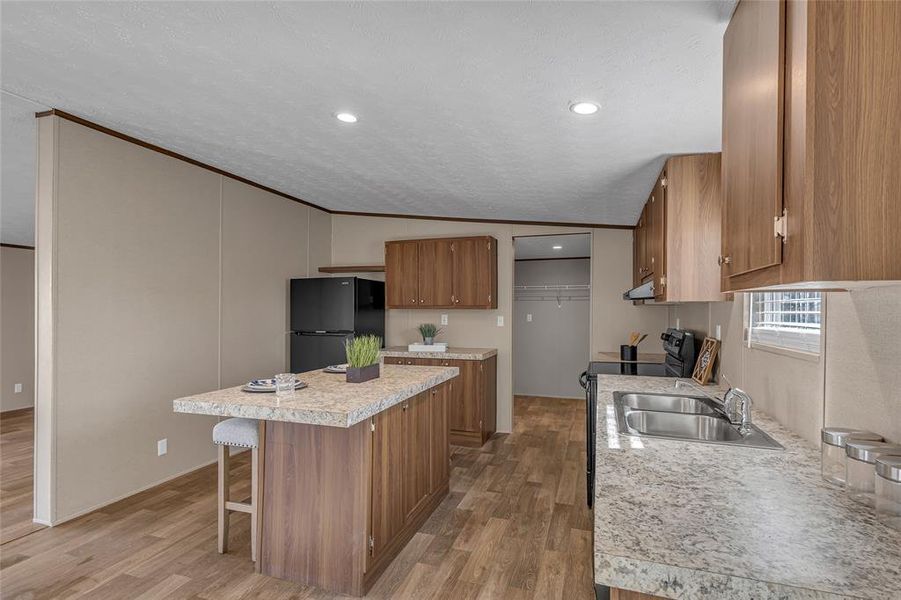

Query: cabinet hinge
left=660, top=177, right=667, bottom=188
left=659, top=276, right=666, bottom=288
left=450, top=243, right=455, bottom=252
left=774, top=209, right=788, bottom=241
left=487, top=294, right=491, bottom=303
left=369, top=535, right=374, bottom=554
left=487, top=241, right=491, bottom=250
left=370, top=418, right=375, bottom=432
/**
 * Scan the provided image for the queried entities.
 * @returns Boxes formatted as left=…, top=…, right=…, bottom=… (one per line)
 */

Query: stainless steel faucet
left=723, top=388, right=753, bottom=434
left=673, top=379, right=723, bottom=406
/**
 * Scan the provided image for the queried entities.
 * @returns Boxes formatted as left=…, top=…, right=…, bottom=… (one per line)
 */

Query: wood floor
left=0, top=408, right=45, bottom=545
left=0, top=396, right=594, bottom=599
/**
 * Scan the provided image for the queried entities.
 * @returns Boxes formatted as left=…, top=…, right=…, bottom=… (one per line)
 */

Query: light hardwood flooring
left=0, top=396, right=594, bottom=599
left=1, top=408, right=45, bottom=545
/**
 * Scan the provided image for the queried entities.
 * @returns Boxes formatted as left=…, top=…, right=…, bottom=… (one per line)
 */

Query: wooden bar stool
left=213, top=417, right=262, bottom=562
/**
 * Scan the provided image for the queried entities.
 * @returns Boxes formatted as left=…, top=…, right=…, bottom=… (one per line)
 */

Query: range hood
left=622, top=280, right=655, bottom=301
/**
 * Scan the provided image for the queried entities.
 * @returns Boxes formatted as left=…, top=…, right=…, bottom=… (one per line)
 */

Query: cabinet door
left=417, top=239, right=454, bottom=307
left=370, top=402, right=405, bottom=563
left=722, top=0, right=784, bottom=278
left=650, top=173, right=667, bottom=299
left=452, top=238, right=494, bottom=308
left=449, top=360, right=481, bottom=433
left=385, top=241, right=419, bottom=307
left=429, top=383, right=450, bottom=494
left=403, top=392, right=431, bottom=520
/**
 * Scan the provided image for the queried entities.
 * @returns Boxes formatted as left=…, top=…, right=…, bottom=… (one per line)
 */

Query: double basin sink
left=614, top=391, right=783, bottom=450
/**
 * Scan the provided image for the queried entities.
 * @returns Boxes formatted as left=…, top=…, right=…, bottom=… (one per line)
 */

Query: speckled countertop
left=381, top=346, right=497, bottom=360
left=173, top=365, right=458, bottom=428
left=594, top=374, right=901, bottom=600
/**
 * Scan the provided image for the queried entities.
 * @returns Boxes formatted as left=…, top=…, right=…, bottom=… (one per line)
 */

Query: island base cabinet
left=259, top=382, right=451, bottom=597
left=385, top=355, right=497, bottom=448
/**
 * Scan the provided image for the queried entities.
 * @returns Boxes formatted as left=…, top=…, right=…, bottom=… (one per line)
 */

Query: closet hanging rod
left=512, top=284, right=590, bottom=291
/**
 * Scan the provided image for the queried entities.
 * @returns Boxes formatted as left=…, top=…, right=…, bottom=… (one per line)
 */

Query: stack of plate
left=323, top=363, right=348, bottom=374
left=241, top=378, right=307, bottom=393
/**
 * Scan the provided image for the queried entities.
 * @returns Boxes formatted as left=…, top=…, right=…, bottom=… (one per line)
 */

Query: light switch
left=440, top=314, right=448, bottom=326
left=157, top=439, right=168, bottom=456
left=526, top=313, right=532, bottom=322
left=497, top=316, right=504, bottom=327
left=14, top=383, right=22, bottom=394
left=715, top=324, right=722, bottom=340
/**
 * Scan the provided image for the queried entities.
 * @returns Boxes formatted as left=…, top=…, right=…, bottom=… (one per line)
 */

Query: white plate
left=242, top=379, right=306, bottom=393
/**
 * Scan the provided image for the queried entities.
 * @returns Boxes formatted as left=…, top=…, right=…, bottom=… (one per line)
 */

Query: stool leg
left=217, top=444, right=230, bottom=554
left=250, top=445, right=259, bottom=563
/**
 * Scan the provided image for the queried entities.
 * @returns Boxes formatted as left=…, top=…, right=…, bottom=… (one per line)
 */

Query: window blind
left=748, top=291, right=822, bottom=354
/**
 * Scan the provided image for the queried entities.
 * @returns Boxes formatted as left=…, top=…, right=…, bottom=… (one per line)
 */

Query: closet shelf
left=513, top=284, right=590, bottom=291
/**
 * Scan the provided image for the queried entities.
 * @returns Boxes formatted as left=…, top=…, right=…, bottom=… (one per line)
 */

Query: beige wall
left=331, top=216, right=669, bottom=432
left=668, top=286, right=901, bottom=446
left=1, top=246, right=35, bottom=411
left=35, top=117, right=330, bottom=524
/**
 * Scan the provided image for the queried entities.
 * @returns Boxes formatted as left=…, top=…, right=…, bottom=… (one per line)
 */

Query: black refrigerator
left=289, top=277, right=385, bottom=373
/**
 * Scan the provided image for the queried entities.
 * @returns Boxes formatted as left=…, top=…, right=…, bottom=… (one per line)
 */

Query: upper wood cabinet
left=632, top=154, right=724, bottom=302
left=721, top=0, right=901, bottom=291
left=384, top=236, right=498, bottom=309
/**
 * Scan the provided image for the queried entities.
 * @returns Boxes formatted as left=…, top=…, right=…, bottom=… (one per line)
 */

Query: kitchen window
left=747, top=291, right=822, bottom=355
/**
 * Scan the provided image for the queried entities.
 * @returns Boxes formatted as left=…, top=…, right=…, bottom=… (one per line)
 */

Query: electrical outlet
left=157, top=439, right=168, bottom=456
left=440, top=314, right=448, bottom=326
left=496, top=316, right=504, bottom=327
left=715, top=324, right=722, bottom=341
left=526, top=313, right=532, bottom=322
left=14, top=383, right=22, bottom=394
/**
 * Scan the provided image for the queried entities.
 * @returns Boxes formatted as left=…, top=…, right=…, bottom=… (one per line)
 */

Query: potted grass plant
left=345, top=335, right=382, bottom=383
left=417, top=323, right=442, bottom=345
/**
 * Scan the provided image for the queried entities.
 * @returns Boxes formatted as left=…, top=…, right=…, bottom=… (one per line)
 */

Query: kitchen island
left=593, top=375, right=901, bottom=599
left=174, top=364, right=459, bottom=596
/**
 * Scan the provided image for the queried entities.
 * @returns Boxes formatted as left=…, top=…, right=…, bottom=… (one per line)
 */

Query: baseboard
left=32, top=517, right=52, bottom=526
left=47, top=457, right=218, bottom=527
left=513, top=393, right=583, bottom=401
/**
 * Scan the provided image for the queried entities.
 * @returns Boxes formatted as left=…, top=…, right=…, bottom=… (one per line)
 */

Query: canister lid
left=821, top=427, right=882, bottom=447
left=845, top=440, right=901, bottom=464
left=876, top=455, right=901, bottom=483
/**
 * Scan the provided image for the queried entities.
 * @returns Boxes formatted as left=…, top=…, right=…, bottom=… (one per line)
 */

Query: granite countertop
left=381, top=346, right=497, bottom=360
left=173, top=365, right=458, bottom=428
left=595, top=351, right=666, bottom=364
left=593, top=374, right=901, bottom=600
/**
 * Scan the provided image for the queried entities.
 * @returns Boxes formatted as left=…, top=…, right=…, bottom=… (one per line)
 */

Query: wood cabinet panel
left=452, top=237, right=493, bottom=308
left=403, top=392, right=431, bottom=520
left=720, top=0, right=901, bottom=291
left=429, top=383, right=450, bottom=494
left=480, top=355, right=497, bottom=438
left=649, top=172, right=666, bottom=299
left=370, top=402, right=405, bottom=564
left=385, top=236, right=497, bottom=309
left=721, top=0, right=784, bottom=278
left=417, top=239, right=454, bottom=307
left=385, top=241, right=419, bottom=308
left=665, top=154, right=723, bottom=302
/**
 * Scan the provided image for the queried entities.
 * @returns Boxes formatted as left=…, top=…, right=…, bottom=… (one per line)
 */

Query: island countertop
left=381, top=346, right=497, bottom=361
left=173, top=364, right=458, bottom=428
left=594, top=374, right=901, bottom=600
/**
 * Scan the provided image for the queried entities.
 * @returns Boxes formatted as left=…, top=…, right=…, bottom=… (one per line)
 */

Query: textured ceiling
left=514, top=234, right=591, bottom=260
left=1, top=91, right=48, bottom=245
left=1, top=1, right=734, bottom=244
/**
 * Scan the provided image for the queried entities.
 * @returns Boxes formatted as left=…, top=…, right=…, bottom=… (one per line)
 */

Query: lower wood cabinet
left=367, top=382, right=451, bottom=580
left=261, top=382, right=451, bottom=597
left=384, top=355, right=497, bottom=447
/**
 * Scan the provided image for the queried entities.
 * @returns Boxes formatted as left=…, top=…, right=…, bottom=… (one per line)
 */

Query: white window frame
left=744, top=291, right=823, bottom=358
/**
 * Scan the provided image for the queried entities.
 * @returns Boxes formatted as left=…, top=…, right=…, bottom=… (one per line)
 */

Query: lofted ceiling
left=1, top=1, right=734, bottom=245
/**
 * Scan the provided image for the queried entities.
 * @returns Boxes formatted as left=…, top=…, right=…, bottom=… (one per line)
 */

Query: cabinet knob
left=420, top=299, right=424, bottom=303
left=455, top=299, right=460, bottom=304
left=717, top=255, right=732, bottom=266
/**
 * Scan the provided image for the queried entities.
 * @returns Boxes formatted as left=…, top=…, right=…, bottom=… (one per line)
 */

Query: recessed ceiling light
left=552, top=245, right=563, bottom=250
left=569, top=102, right=600, bottom=115
left=335, top=112, right=358, bottom=123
